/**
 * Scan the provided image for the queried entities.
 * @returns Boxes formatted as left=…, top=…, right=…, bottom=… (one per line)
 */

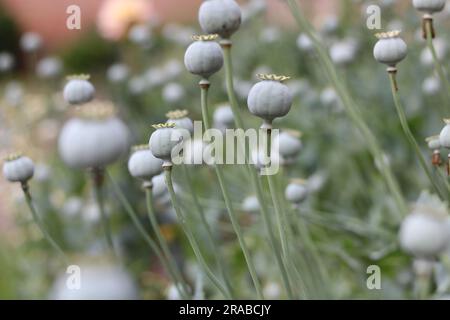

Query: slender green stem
left=415, top=274, right=431, bottom=300
left=293, top=207, right=329, bottom=298
left=265, top=129, right=290, bottom=260
left=264, top=134, right=301, bottom=298
left=164, top=166, right=231, bottom=299
left=21, top=183, right=68, bottom=265
left=221, top=43, right=295, bottom=299
left=221, top=43, right=246, bottom=130
left=181, top=165, right=235, bottom=298
left=106, top=172, right=189, bottom=299
left=266, top=174, right=301, bottom=298
left=255, top=173, right=295, bottom=299
left=94, top=184, right=114, bottom=251
left=274, top=171, right=316, bottom=298
left=214, top=165, right=263, bottom=299
left=91, top=169, right=115, bottom=255
left=286, top=0, right=407, bottom=217
left=388, top=73, right=445, bottom=199
left=144, top=187, right=191, bottom=298
left=425, top=20, right=450, bottom=103
left=436, top=168, right=450, bottom=201
left=200, top=82, right=263, bottom=299
left=267, top=176, right=288, bottom=254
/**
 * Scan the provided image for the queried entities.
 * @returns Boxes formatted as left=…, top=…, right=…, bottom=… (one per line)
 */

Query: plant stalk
left=286, top=0, right=407, bottom=217
left=106, top=172, right=189, bottom=298
left=388, top=72, right=445, bottom=199
left=91, top=168, right=116, bottom=255
left=21, top=182, right=68, bottom=265
left=221, top=41, right=295, bottom=299
left=145, top=186, right=192, bottom=298
left=200, top=80, right=263, bottom=299
left=181, top=165, right=235, bottom=297
left=265, top=129, right=290, bottom=261
left=424, top=19, right=450, bottom=103
left=164, top=165, right=231, bottom=299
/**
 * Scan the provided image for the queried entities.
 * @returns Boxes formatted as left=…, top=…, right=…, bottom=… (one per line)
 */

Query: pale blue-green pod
left=199, top=0, right=242, bottom=39
left=399, top=211, right=449, bottom=258
left=373, top=31, right=407, bottom=67
left=213, top=103, right=234, bottom=129
left=149, top=124, right=183, bottom=166
left=439, top=119, right=450, bottom=148
left=426, top=135, right=441, bottom=150
left=184, top=36, right=223, bottom=79
left=247, top=75, right=293, bottom=126
left=285, top=180, right=308, bottom=205
left=128, top=146, right=163, bottom=182
left=166, top=110, right=194, bottom=135
left=58, top=102, right=129, bottom=169
left=279, top=130, right=302, bottom=165
left=3, top=154, right=34, bottom=183
left=63, top=75, right=96, bottom=105
left=413, top=0, right=446, bottom=14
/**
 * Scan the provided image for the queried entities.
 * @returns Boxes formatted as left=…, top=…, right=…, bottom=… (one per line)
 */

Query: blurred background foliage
left=1, top=0, right=450, bottom=299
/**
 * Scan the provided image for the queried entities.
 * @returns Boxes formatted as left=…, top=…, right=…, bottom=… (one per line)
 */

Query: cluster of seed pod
left=5, top=0, right=450, bottom=300
left=372, top=1, right=450, bottom=263
left=63, top=74, right=96, bottom=106
left=412, top=0, right=447, bottom=38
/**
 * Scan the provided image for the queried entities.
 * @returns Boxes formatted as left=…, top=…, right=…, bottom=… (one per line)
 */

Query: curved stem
left=256, top=174, right=295, bottom=299
left=164, top=166, right=231, bottom=299
left=214, top=165, right=263, bottom=299
left=388, top=73, right=445, bottom=199
left=21, top=183, right=68, bottom=265
left=415, top=273, right=431, bottom=300
left=200, top=83, right=261, bottom=299
left=91, top=169, right=115, bottom=255
left=425, top=19, right=450, bottom=104
left=267, top=176, right=289, bottom=250
left=266, top=174, right=299, bottom=298
left=221, top=43, right=246, bottom=130
left=145, top=187, right=191, bottom=298
left=181, top=165, right=235, bottom=298
left=106, top=172, right=189, bottom=299
left=265, top=133, right=302, bottom=297
left=286, top=0, right=407, bottom=217
left=276, top=172, right=320, bottom=298
left=293, top=206, right=329, bottom=298
left=265, top=129, right=290, bottom=260
left=221, top=44, right=295, bottom=299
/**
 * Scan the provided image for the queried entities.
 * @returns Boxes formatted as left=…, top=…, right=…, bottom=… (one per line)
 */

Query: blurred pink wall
left=1, top=0, right=104, bottom=48
left=0, top=0, right=337, bottom=49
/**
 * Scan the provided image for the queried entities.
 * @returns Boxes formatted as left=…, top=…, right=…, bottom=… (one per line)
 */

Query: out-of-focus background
left=2, top=0, right=450, bottom=300
left=0, top=0, right=336, bottom=223
left=0, top=0, right=336, bottom=48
